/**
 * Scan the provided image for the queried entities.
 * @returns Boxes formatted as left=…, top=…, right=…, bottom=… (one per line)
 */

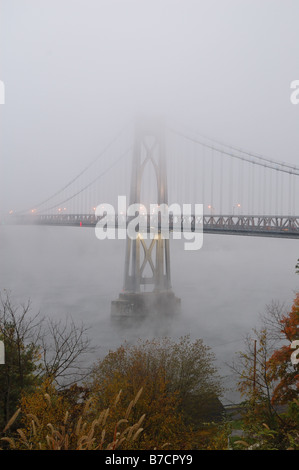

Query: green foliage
left=233, top=406, right=299, bottom=451
left=233, top=291, right=299, bottom=450
left=0, top=324, right=41, bottom=431
left=0, top=291, right=93, bottom=433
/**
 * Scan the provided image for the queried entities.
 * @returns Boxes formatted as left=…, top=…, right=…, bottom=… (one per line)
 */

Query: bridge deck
left=4, top=214, right=299, bottom=239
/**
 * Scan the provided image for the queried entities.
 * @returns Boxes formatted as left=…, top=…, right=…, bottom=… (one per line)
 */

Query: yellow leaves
left=1, top=335, right=224, bottom=451
left=0, top=383, right=146, bottom=451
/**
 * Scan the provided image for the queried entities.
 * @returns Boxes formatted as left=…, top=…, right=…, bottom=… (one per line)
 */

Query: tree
left=232, top=294, right=299, bottom=449
left=0, top=291, right=94, bottom=429
left=87, top=336, right=224, bottom=449
left=0, top=292, right=41, bottom=430
left=232, top=328, right=279, bottom=428
left=267, top=293, right=299, bottom=406
left=38, top=316, right=94, bottom=388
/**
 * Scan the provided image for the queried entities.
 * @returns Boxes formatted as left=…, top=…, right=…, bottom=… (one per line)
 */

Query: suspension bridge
left=4, top=118, right=299, bottom=318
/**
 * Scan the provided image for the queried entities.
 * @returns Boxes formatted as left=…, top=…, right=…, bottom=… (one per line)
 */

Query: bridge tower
left=111, top=118, right=181, bottom=319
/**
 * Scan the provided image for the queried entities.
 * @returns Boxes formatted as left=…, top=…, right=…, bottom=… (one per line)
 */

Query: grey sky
left=0, top=0, right=298, bottom=212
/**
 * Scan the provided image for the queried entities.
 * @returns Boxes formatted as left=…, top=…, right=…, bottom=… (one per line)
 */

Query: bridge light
left=232, top=203, right=241, bottom=215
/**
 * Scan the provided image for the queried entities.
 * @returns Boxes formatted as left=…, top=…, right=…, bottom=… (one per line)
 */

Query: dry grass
left=1, top=388, right=145, bottom=450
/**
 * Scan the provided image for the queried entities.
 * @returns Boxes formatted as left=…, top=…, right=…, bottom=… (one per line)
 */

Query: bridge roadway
left=5, top=213, right=299, bottom=239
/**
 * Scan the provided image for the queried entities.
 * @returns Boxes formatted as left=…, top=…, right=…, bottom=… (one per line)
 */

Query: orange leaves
left=280, top=293, right=299, bottom=341
left=267, top=294, right=299, bottom=406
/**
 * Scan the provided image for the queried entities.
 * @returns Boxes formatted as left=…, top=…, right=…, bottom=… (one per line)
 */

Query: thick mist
left=0, top=0, right=299, bottom=405
left=0, top=224, right=298, bottom=404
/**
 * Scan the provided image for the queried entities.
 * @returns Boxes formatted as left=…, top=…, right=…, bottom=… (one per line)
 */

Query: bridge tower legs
left=111, top=119, right=181, bottom=319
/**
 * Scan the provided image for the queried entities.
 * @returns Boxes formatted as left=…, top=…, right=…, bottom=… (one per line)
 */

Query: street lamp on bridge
left=232, top=203, right=241, bottom=215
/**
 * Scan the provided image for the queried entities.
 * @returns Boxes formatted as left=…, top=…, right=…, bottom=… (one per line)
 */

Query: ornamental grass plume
left=0, top=387, right=145, bottom=450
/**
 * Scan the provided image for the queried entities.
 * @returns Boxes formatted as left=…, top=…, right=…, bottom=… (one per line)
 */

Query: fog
left=0, top=224, right=297, bottom=404
left=0, top=0, right=299, bottom=404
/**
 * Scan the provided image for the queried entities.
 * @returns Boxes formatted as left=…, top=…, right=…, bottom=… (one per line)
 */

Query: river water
left=0, top=224, right=298, bottom=404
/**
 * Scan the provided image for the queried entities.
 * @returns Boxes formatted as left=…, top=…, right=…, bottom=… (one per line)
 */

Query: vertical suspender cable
left=211, top=147, right=214, bottom=212
left=292, top=173, right=296, bottom=216
left=193, top=141, right=197, bottom=206
left=202, top=145, right=205, bottom=212
left=252, top=163, right=255, bottom=215
left=269, top=167, right=272, bottom=216
left=280, top=171, right=283, bottom=215
left=276, top=170, right=280, bottom=215
left=263, top=165, right=266, bottom=215
left=288, top=173, right=292, bottom=216
left=231, top=157, right=233, bottom=213
left=238, top=157, right=243, bottom=213
left=219, top=150, right=223, bottom=215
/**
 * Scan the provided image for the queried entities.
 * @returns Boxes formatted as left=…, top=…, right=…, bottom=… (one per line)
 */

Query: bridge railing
left=5, top=213, right=299, bottom=239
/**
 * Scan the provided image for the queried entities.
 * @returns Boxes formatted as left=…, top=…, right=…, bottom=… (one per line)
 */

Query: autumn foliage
left=2, top=287, right=298, bottom=450
left=86, top=336, right=224, bottom=449
left=234, top=292, right=299, bottom=449
left=267, top=293, right=299, bottom=405
left=1, top=381, right=148, bottom=450
left=0, top=335, right=228, bottom=450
